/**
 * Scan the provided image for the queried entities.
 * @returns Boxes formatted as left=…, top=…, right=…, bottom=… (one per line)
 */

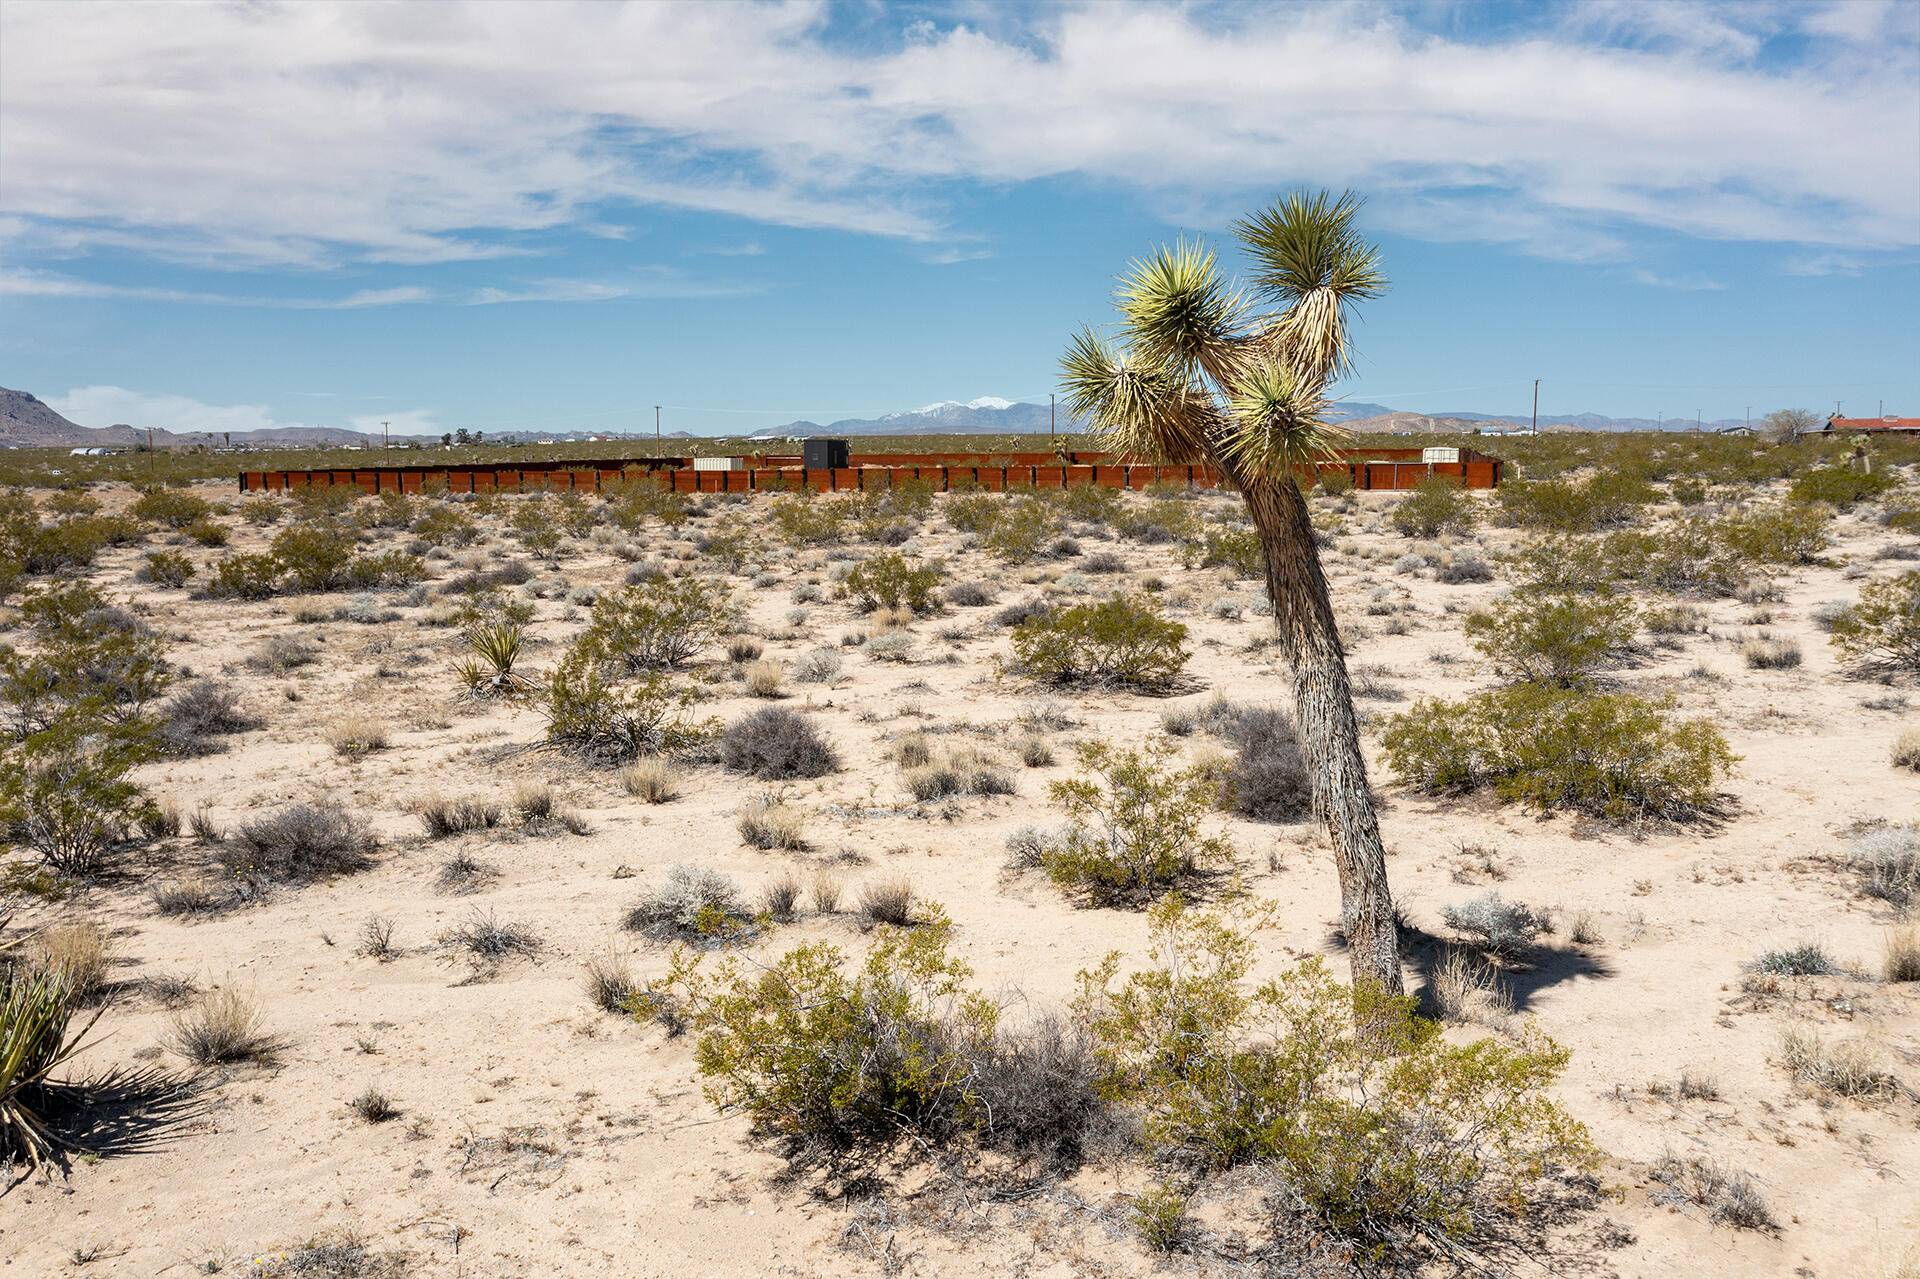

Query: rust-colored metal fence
left=239, top=447, right=1500, bottom=495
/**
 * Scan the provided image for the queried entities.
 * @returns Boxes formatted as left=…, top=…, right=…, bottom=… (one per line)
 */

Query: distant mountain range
left=1, top=384, right=1763, bottom=449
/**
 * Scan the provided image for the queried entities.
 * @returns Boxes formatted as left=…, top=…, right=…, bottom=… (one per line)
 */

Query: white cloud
left=0, top=0, right=1913, bottom=275
left=1627, top=268, right=1727, bottom=291
left=0, top=268, right=745, bottom=307
left=47, top=384, right=436, bottom=435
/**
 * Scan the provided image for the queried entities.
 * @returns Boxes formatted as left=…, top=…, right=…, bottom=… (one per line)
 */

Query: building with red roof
left=1819, top=415, right=1920, bottom=434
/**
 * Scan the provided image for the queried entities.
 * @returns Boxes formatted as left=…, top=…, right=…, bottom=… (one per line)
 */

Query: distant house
left=1817, top=415, right=1920, bottom=435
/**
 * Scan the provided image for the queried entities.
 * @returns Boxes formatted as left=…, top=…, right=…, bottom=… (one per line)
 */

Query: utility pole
left=382, top=420, right=390, bottom=451
left=1835, top=400, right=1843, bottom=418
left=1696, top=410, right=1701, bottom=431
left=1050, top=393, right=1056, bottom=441
left=655, top=405, right=661, bottom=440
left=1745, top=406, right=1751, bottom=431
left=1530, top=378, right=1539, bottom=436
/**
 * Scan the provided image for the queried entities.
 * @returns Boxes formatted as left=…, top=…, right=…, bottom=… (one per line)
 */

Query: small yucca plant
left=1, top=967, right=101, bottom=1170
left=459, top=620, right=529, bottom=697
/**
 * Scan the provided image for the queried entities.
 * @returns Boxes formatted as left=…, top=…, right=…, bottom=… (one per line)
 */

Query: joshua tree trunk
left=1229, top=463, right=1403, bottom=996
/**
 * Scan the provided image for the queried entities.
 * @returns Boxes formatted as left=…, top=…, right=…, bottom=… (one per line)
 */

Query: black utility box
left=803, top=437, right=850, bottom=470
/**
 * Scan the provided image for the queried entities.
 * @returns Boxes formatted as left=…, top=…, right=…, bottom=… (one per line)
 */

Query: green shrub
left=1462, top=593, right=1638, bottom=688
left=608, top=482, right=688, bottom=530
left=770, top=494, right=851, bottom=546
left=1041, top=739, right=1233, bottom=904
left=1390, top=476, right=1476, bottom=538
left=980, top=496, right=1062, bottom=562
left=1507, top=535, right=1625, bottom=595
left=1079, top=898, right=1597, bottom=1256
left=1012, top=598, right=1189, bottom=689
left=238, top=497, right=283, bottom=526
left=1789, top=464, right=1895, bottom=509
left=1717, top=502, right=1829, bottom=566
left=1380, top=684, right=1735, bottom=821
left=943, top=492, right=1002, bottom=534
left=537, top=643, right=711, bottom=762
left=131, top=487, right=213, bottom=529
left=581, top=576, right=736, bottom=670
left=1828, top=571, right=1920, bottom=674
left=409, top=505, right=478, bottom=547
left=669, top=912, right=997, bottom=1144
left=205, top=552, right=282, bottom=600
left=1192, top=524, right=1262, bottom=578
left=0, top=718, right=159, bottom=876
left=1494, top=471, right=1654, bottom=532
left=1116, top=496, right=1200, bottom=545
left=141, top=550, right=196, bottom=589
left=270, top=522, right=357, bottom=591
left=342, top=549, right=425, bottom=589
left=1052, top=483, right=1123, bottom=524
left=844, top=553, right=943, bottom=614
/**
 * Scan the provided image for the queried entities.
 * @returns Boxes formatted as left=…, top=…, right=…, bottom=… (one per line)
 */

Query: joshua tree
left=1060, top=191, right=1401, bottom=996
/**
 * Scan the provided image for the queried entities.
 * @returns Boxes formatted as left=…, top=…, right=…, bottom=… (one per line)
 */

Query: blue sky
left=2, top=0, right=1916, bottom=436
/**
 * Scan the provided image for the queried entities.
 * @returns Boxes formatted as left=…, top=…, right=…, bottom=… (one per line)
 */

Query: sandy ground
left=3, top=476, right=1917, bottom=1278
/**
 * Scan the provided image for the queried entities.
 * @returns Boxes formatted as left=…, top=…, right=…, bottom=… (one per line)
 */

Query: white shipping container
left=1421, top=446, right=1461, bottom=464
left=692, top=456, right=747, bottom=472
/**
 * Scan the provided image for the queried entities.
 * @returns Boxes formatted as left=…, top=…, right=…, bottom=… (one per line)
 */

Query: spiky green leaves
left=1222, top=359, right=1346, bottom=477
left=1235, top=191, right=1384, bottom=382
left=1117, top=241, right=1246, bottom=381
left=1059, top=328, right=1213, bottom=463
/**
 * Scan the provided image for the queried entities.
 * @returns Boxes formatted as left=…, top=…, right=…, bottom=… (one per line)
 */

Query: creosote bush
left=1390, top=476, right=1477, bottom=538
left=538, top=641, right=710, bottom=763
left=1828, top=571, right=1920, bottom=675
left=1041, top=738, right=1234, bottom=904
left=1011, top=598, right=1188, bottom=689
left=1463, top=593, right=1638, bottom=688
left=581, top=576, right=736, bottom=670
left=844, top=552, right=943, bottom=614
left=1078, top=898, right=1597, bottom=1258
left=1381, top=684, right=1734, bottom=821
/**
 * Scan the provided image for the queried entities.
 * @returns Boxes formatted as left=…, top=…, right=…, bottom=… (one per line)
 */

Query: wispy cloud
left=0, top=269, right=750, bottom=307
left=0, top=1, right=1910, bottom=277
left=1628, top=268, right=1727, bottom=291
left=692, top=241, right=767, bottom=257
left=47, top=384, right=437, bottom=435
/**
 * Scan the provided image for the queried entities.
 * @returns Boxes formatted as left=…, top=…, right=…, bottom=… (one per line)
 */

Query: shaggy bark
left=1231, top=465, right=1403, bottom=996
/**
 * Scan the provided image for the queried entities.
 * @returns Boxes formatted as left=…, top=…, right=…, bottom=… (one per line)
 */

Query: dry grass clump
left=22, top=921, right=114, bottom=1003
left=434, top=851, right=497, bottom=895
left=584, top=953, right=642, bottom=1013
left=1893, top=725, right=1920, bottom=772
left=1885, top=924, right=1920, bottom=982
left=222, top=802, right=378, bottom=883
left=348, top=1087, right=400, bottom=1123
left=158, top=680, right=259, bottom=756
left=1428, top=948, right=1512, bottom=1025
left=1441, top=893, right=1549, bottom=957
left=1741, top=634, right=1803, bottom=669
left=725, top=635, right=763, bottom=663
left=1780, top=1027, right=1901, bottom=1098
left=510, top=782, right=590, bottom=834
left=808, top=871, right=844, bottom=914
left=902, top=744, right=1015, bottom=801
left=760, top=873, right=802, bottom=921
left=891, top=732, right=934, bottom=768
left=324, top=713, right=390, bottom=759
left=439, top=910, right=541, bottom=969
left=170, top=988, right=282, bottom=1065
left=622, top=757, right=679, bottom=804
left=1651, top=1155, right=1778, bottom=1231
left=152, top=877, right=226, bottom=917
left=737, top=795, right=808, bottom=850
left=857, top=877, right=917, bottom=926
left=743, top=659, right=785, bottom=698
left=356, top=915, right=398, bottom=961
left=416, top=797, right=502, bottom=838
left=1746, top=941, right=1838, bottom=977
left=1852, top=826, right=1920, bottom=907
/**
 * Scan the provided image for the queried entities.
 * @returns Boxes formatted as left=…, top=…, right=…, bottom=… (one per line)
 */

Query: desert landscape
left=2, top=429, right=1917, bottom=1278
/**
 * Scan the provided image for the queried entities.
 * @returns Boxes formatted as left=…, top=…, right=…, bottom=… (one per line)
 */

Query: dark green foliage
left=1390, top=476, right=1476, bottom=538
left=844, top=553, right=943, bottom=614
left=131, top=487, right=213, bottom=529
left=1462, top=593, right=1638, bottom=687
left=1381, top=684, right=1735, bottom=821
left=1011, top=598, right=1189, bottom=688
left=1788, top=464, right=1895, bottom=509
left=141, top=550, right=196, bottom=588
left=1828, top=571, right=1920, bottom=674
left=1495, top=471, right=1654, bottom=532
left=206, top=552, right=282, bottom=599
left=580, top=576, right=736, bottom=670
left=1042, top=739, right=1234, bottom=903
